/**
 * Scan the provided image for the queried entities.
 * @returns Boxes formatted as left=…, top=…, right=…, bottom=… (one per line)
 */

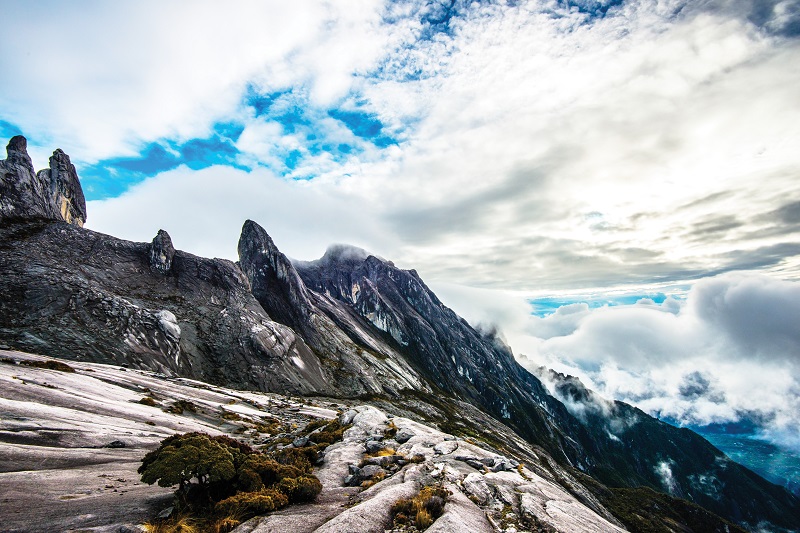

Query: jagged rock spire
left=41, top=148, right=87, bottom=226
left=0, top=135, right=87, bottom=226
left=6, top=135, right=34, bottom=171
left=238, top=219, right=312, bottom=331
left=149, top=229, right=175, bottom=275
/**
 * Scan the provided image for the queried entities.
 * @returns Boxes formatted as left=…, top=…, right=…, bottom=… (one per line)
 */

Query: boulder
left=434, top=440, right=459, bottom=455
left=364, top=440, right=384, bottom=454
left=395, top=428, right=415, bottom=444
left=462, top=472, right=492, bottom=505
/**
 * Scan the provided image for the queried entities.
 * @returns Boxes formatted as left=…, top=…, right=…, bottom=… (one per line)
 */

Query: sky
left=2, top=0, right=800, bottom=453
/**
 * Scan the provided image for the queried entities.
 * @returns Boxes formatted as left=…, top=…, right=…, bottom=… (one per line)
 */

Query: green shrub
left=415, top=509, right=433, bottom=529
left=139, top=433, right=237, bottom=494
left=237, top=455, right=303, bottom=490
left=277, top=475, right=323, bottom=503
left=140, top=431, right=324, bottom=525
left=303, top=418, right=330, bottom=433
left=165, top=399, right=197, bottom=414
left=214, top=489, right=289, bottom=519
left=272, top=446, right=316, bottom=472
left=21, top=359, right=75, bottom=372
left=308, top=420, right=347, bottom=445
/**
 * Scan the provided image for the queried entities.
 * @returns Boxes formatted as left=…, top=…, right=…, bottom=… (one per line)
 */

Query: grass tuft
left=390, top=485, right=449, bottom=530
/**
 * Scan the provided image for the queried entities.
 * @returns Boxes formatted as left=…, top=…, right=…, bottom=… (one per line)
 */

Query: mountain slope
left=1, top=135, right=798, bottom=531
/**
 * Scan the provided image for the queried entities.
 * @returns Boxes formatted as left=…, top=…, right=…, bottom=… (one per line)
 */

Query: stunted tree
left=138, top=433, right=239, bottom=507
left=138, top=427, right=331, bottom=522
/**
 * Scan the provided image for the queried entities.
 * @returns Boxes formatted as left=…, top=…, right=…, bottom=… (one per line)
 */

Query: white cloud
left=87, top=165, right=387, bottom=262
left=444, top=272, right=800, bottom=453
left=0, top=0, right=388, bottom=161
left=8, top=1, right=800, bottom=293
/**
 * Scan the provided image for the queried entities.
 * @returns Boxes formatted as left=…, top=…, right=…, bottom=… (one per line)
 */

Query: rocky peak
left=6, top=135, right=34, bottom=171
left=238, top=219, right=312, bottom=331
left=38, top=148, right=87, bottom=226
left=319, top=243, right=370, bottom=265
left=0, top=135, right=86, bottom=227
left=149, top=229, right=175, bottom=275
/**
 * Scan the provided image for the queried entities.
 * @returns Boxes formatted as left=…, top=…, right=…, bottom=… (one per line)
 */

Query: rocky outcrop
left=0, top=219, right=332, bottom=395
left=238, top=219, right=427, bottom=397
left=38, top=148, right=87, bottom=226
left=149, top=229, right=175, bottom=275
left=0, top=136, right=86, bottom=226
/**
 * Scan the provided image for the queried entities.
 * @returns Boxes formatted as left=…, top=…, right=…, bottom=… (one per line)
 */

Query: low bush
left=390, top=485, right=449, bottom=530
left=143, top=515, right=199, bottom=533
left=277, top=475, right=323, bottom=503
left=165, top=399, right=197, bottom=414
left=20, top=359, right=75, bottom=372
left=214, top=489, right=289, bottom=519
left=140, top=431, right=325, bottom=527
left=308, top=419, right=347, bottom=445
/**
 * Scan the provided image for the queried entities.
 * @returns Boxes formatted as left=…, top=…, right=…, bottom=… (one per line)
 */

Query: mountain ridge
left=1, top=135, right=798, bottom=531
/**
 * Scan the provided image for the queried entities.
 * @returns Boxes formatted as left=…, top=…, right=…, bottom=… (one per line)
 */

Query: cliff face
left=1, top=135, right=799, bottom=531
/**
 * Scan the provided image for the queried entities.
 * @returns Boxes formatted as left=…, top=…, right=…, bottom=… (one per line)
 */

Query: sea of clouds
left=435, top=272, right=800, bottom=453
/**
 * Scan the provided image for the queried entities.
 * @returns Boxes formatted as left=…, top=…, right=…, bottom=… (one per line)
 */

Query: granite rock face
left=0, top=136, right=86, bottom=226
left=0, top=219, right=331, bottom=395
left=238, top=219, right=426, bottom=397
left=39, top=148, right=87, bottom=225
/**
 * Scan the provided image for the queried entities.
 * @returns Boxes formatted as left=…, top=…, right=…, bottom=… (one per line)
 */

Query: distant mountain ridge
left=1, top=135, right=798, bottom=531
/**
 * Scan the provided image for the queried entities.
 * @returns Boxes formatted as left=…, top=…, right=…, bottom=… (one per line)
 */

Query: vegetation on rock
left=140, top=418, right=348, bottom=528
left=390, top=485, right=449, bottom=531
left=0, top=357, right=76, bottom=372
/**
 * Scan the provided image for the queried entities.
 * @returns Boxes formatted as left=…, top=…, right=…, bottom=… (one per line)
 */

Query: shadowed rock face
left=0, top=136, right=86, bottom=227
left=238, top=219, right=428, bottom=397
left=0, top=220, right=333, bottom=395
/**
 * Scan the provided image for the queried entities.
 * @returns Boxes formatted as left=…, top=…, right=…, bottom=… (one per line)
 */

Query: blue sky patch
left=80, top=122, right=244, bottom=200
left=561, top=0, right=625, bottom=18
left=0, top=119, right=23, bottom=139
left=529, top=292, right=674, bottom=317
left=328, top=109, right=396, bottom=148
left=245, top=86, right=291, bottom=117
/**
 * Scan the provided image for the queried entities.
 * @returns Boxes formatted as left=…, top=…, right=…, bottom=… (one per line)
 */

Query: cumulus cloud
left=0, top=0, right=389, bottom=162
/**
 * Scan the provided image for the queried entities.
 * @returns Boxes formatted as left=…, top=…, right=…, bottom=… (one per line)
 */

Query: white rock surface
left=0, top=350, right=630, bottom=533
